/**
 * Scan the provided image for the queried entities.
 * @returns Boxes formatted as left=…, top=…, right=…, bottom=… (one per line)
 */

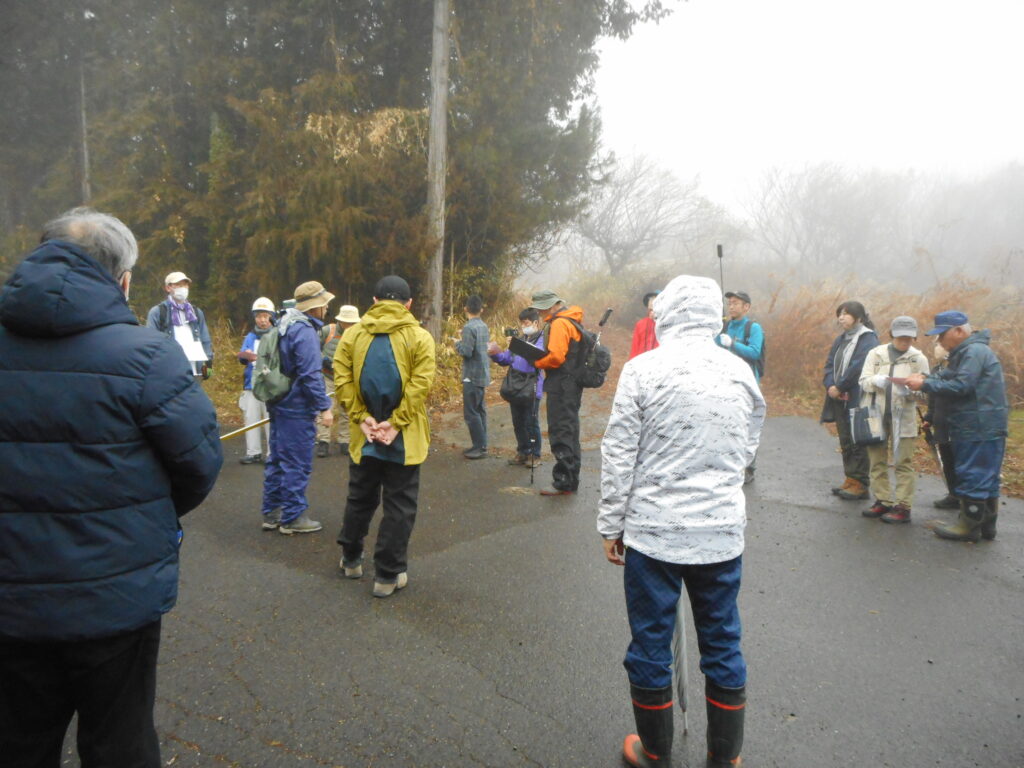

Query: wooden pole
left=424, top=0, right=450, bottom=340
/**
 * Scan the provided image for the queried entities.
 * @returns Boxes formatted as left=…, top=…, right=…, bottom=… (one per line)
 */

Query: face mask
left=172, top=286, right=189, bottom=302
left=521, top=325, right=535, bottom=336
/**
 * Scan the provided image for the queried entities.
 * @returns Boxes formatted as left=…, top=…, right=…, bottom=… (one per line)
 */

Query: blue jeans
left=624, top=549, right=746, bottom=690
left=952, top=438, right=1005, bottom=498
left=262, top=411, right=317, bottom=523
left=462, top=382, right=487, bottom=450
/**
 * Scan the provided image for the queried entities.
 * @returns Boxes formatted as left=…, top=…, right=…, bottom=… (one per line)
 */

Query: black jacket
left=820, top=327, right=879, bottom=423
left=0, top=241, right=223, bottom=641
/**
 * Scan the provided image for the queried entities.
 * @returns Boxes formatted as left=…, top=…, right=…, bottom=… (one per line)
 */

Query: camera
left=503, top=327, right=520, bottom=338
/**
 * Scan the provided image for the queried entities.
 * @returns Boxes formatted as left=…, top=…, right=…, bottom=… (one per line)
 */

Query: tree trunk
left=424, top=0, right=450, bottom=339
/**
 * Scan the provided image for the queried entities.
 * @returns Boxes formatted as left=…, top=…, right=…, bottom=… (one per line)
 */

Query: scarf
left=253, top=324, right=273, bottom=337
left=167, top=297, right=198, bottom=326
left=835, top=323, right=871, bottom=380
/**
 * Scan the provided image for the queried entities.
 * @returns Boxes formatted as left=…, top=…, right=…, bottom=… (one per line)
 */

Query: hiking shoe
left=337, top=442, right=349, bottom=455
left=933, top=494, right=959, bottom=509
left=240, top=453, right=263, bottom=465
left=524, top=455, right=541, bottom=468
left=316, top=440, right=330, bottom=458
left=880, top=504, right=911, bottom=524
left=278, top=514, right=323, bottom=535
left=339, top=556, right=363, bottom=579
left=261, top=511, right=280, bottom=531
left=862, top=501, right=891, bottom=518
left=831, top=477, right=854, bottom=496
left=837, top=479, right=869, bottom=500
left=372, top=572, right=408, bottom=598
left=464, top=448, right=487, bottom=460
left=540, top=486, right=574, bottom=496
left=508, top=453, right=527, bottom=465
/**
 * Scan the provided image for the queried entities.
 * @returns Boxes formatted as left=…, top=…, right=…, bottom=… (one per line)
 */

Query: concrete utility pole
left=424, top=0, right=450, bottom=340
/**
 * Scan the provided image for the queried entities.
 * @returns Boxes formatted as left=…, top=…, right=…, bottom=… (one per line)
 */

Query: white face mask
left=172, top=286, right=189, bottom=302
left=521, top=324, right=536, bottom=336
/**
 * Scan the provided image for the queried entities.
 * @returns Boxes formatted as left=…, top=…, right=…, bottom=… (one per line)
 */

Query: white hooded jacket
left=597, top=275, right=766, bottom=565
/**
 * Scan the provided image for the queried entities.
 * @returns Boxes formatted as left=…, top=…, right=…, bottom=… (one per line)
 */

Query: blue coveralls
left=261, top=314, right=332, bottom=524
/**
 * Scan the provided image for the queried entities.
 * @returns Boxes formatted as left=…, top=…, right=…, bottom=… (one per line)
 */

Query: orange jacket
left=535, top=306, right=584, bottom=370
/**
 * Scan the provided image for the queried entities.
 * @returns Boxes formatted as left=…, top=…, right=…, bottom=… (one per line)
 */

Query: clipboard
left=509, top=336, right=546, bottom=363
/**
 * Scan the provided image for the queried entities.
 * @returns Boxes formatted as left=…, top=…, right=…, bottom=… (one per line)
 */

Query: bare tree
left=576, top=156, right=712, bottom=275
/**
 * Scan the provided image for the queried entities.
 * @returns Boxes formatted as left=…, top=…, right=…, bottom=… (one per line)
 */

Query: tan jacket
left=858, top=343, right=930, bottom=443
left=333, top=300, right=436, bottom=465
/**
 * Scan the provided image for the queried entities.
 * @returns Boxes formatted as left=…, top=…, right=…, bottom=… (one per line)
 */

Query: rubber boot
left=981, top=497, right=998, bottom=541
left=706, top=680, right=745, bottom=766
left=934, top=497, right=985, bottom=542
left=933, top=493, right=959, bottom=510
left=622, top=684, right=673, bottom=767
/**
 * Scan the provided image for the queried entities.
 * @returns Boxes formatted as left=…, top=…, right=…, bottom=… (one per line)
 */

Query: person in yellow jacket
left=332, top=275, right=436, bottom=598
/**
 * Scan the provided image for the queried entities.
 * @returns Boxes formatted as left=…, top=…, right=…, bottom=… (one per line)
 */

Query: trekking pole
left=672, top=595, right=689, bottom=734
left=596, top=308, right=613, bottom=343
left=529, top=436, right=536, bottom=485
left=220, top=417, right=270, bottom=442
left=717, top=244, right=727, bottom=322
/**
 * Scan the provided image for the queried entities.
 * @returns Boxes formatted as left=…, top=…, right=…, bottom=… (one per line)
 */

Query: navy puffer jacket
left=921, top=330, right=1008, bottom=442
left=0, top=241, right=223, bottom=641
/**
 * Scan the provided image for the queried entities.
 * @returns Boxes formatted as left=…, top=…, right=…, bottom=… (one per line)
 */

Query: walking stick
left=672, top=595, right=689, bottom=735
left=219, top=417, right=270, bottom=442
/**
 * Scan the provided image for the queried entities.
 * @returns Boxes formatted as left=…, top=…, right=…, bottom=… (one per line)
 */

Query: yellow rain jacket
left=333, top=300, right=436, bottom=465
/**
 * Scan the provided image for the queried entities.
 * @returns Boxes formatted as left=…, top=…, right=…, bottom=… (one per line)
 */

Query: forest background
left=2, top=1, right=1021, bottom=490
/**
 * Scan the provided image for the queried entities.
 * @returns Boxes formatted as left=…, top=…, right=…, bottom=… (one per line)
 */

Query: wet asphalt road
left=65, top=399, right=1024, bottom=768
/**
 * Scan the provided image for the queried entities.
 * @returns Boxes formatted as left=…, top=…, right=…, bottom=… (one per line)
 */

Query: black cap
left=374, top=275, right=411, bottom=302
left=725, top=290, right=752, bottom=305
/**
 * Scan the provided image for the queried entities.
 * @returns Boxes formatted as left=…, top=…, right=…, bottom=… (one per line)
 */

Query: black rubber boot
left=981, top=497, right=998, bottom=541
left=934, top=497, right=986, bottom=542
left=706, top=680, right=745, bottom=766
left=622, top=684, right=673, bottom=767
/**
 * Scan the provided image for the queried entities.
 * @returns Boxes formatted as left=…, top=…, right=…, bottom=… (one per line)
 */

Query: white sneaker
left=277, top=514, right=323, bottom=535
left=372, top=572, right=408, bottom=598
left=339, top=556, right=363, bottom=579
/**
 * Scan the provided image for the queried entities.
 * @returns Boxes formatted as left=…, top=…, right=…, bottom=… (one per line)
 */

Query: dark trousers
left=546, top=378, right=583, bottom=491
left=509, top=396, right=542, bottom=456
left=462, top=382, right=488, bottom=450
left=624, top=550, right=745, bottom=691
left=938, top=442, right=957, bottom=493
left=834, top=408, right=869, bottom=484
left=951, top=438, right=1005, bottom=499
left=0, top=620, right=162, bottom=768
left=262, top=411, right=317, bottom=523
left=337, top=457, right=421, bottom=581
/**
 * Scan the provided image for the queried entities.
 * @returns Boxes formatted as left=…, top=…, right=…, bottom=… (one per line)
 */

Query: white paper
left=172, top=324, right=208, bottom=362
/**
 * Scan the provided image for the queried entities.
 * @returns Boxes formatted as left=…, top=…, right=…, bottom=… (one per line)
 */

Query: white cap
left=252, top=297, right=275, bottom=313
left=164, top=271, right=191, bottom=285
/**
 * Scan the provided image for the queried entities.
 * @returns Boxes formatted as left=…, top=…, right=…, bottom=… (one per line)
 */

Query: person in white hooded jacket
left=598, top=274, right=765, bottom=768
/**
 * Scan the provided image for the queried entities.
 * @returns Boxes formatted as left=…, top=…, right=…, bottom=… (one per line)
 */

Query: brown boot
left=837, top=479, right=869, bottom=500
left=831, top=477, right=854, bottom=496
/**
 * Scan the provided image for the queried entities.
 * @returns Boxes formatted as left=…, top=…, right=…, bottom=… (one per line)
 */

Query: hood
left=360, top=300, right=421, bottom=334
left=951, top=329, right=992, bottom=358
left=0, top=240, right=137, bottom=338
left=653, top=275, right=723, bottom=343
left=550, top=305, right=584, bottom=325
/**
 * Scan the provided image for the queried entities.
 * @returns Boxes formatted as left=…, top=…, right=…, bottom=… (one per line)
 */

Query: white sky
left=594, top=0, right=1024, bottom=210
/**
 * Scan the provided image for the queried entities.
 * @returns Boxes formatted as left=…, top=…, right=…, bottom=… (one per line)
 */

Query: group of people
left=820, top=301, right=1008, bottom=542
left=453, top=289, right=596, bottom=496
left=0, top=207, right=1012, bottom=768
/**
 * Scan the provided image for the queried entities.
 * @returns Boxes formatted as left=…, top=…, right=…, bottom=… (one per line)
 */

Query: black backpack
left=563, top=317, right=612, bottom=388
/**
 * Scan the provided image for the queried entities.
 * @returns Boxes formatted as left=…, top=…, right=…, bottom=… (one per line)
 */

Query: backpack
left=737, top=319, right=770, bottom=378
left=563, top=317, right=612, bottom=388
left=251, top=325, right=292, bottom=404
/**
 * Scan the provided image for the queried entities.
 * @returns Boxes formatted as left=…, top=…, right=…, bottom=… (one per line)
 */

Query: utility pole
left=424, top=0, right=450, bottom=339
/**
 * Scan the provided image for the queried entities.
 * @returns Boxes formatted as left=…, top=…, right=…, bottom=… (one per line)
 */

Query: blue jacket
left=820, top=327, right=879, bottom=423
left=271, top=311, right=332, bottom=417
left=238, top=330, right=259, bottom=390
left=0, top=241, right=223, bottom=641
left=718, top=317, right=764, bottom=382
left=921, top=330, right=1008, bottom=442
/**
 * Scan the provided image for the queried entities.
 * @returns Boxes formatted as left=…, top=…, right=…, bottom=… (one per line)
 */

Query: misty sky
left=595, top=0, right=1023, bottom=210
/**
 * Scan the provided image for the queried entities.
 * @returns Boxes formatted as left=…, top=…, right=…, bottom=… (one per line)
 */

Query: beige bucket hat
left=294, top=281, right=335, bottom=312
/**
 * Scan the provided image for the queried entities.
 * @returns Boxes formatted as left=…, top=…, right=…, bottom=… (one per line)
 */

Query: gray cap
left=529, top=289, right=563, bottom=311
left=890, top=315, right=918, bottom=338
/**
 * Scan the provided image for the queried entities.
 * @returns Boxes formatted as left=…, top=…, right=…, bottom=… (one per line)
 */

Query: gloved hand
left=718, top=334, right=733, bottom=348
left=872, top=374, right=888, bottom=389
left=202, top=363, right=213, bottom=380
